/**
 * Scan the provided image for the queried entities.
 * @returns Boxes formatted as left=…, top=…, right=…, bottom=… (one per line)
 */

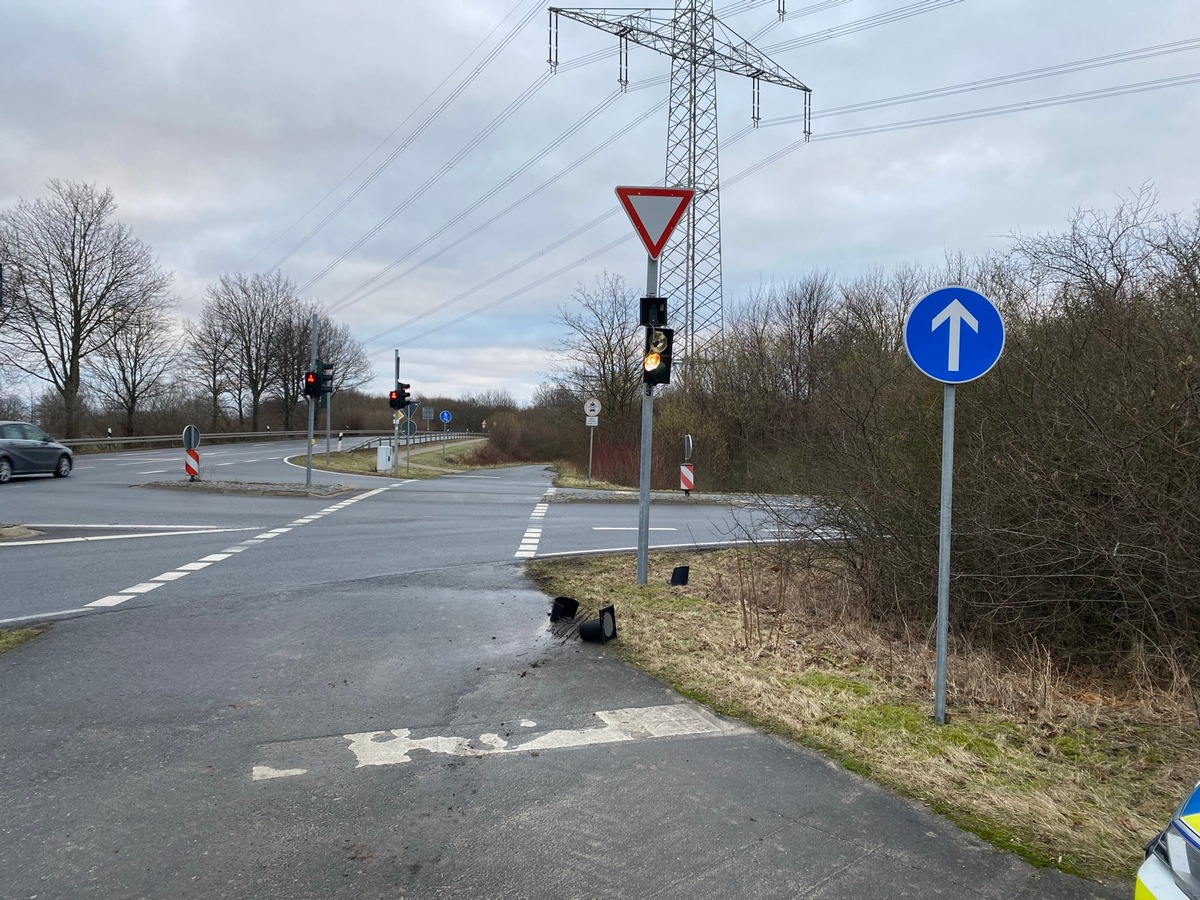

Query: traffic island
left=0, top=523, right=39, bottom=540
left=142, top=480, right=357, bottom=498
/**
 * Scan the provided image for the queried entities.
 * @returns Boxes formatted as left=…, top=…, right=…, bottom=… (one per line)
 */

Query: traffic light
left=303, top=371, right=319, bottom=398
left=320, top=361, right=334, bottom=394
left=388, top=389, right=401, bottom=410
left=397, top=382, right=411, bottom=408
left=643, top=327, right=673, bottom=385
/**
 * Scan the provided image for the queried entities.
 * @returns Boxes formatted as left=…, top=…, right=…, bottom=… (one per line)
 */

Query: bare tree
left=550, top=272, right=643, bottom=425
left=184, top=307, right=235, bottom=432
left=274, top=301, right=319, bottom=431
left=89, top=305, right=181, bottom=435
left=274, top=308, right=374, bottom=430
left=204, top=271, right=296, bottom=431
left=0, top=180, right=172, bottom=436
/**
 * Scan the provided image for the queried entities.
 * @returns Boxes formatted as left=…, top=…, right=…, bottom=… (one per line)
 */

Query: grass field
left=529, top=548, right=1195, bottom=881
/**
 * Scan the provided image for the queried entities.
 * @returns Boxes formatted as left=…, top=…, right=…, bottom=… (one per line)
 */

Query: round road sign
left=440, top=410, right=452, bottom=424
left=401, top=420, right=418, bottom=437
left=904, top=286, right=1004, bottom=384
left=182, top=424, right=201, bottom=450
left=584, top=397, right=601, bottom=416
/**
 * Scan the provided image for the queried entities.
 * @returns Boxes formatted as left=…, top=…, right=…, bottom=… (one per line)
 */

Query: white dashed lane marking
left=81, top=486, right=398, bottom=609
left=514, top=487, right=555, bottom=558
left=90, top=595, right=135, bottom=607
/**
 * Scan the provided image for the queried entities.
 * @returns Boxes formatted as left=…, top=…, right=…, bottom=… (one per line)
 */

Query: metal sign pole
left=903, top=285, right=1005, bottom=725
left=305, top=313, right=318, bottom=487
left=636, top=254, right=660, bottom=585
left=325, top=394, right=332, bottom=465
left=588, top=425, right=594, bottom=483
left=934, top=384, right=956, bottom=724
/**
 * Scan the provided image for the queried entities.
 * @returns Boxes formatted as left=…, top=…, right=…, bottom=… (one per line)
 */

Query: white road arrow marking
left=250, top=703, right=753, bottom=779
left=343, top=703, right=751, bottom=768
left=930, top=299, right=979, bottom=372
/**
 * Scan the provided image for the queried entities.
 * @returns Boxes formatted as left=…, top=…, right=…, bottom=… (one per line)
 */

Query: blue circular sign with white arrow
left=439, top=410, right=452, bottom=424
left=904, top=286, right=1005, bottom=384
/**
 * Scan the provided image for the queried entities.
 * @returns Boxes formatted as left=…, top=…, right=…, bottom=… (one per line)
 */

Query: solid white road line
left=25, top=523, right=249, bottom=530
left=592, top=527, right=678, bottom=531
left=0, top=608, right=94, bottom=625
left=0, top=527, right=260, bottom=547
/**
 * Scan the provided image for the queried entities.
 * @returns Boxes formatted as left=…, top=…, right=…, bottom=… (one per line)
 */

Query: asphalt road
left=0, top=444, right=1128, bottom=899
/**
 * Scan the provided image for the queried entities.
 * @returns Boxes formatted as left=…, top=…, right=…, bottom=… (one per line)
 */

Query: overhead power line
left=219, top=0, right=544, bottom=279
left=362, top=68, right=1200, bottom=355
left=294, top=69, right=555, bottom=295
left=762, top=0, right=964, bottom=55
left=343, top=35, right=1197, bottom=328
left=729, top=35, right=1200, bottom=140
left=329, top=94, right=668, bottom=312
left=272, top=0, right=955, bottom=304
left=729, top=70, right=1200, bottom=186
left=267, top=0, right=546, bottom=276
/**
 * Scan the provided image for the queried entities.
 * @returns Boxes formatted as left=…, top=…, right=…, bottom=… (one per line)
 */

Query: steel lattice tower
left=549, top=2, right=810, bottom=366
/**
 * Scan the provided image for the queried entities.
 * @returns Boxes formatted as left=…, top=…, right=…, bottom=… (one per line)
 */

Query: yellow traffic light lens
left=648, top=330, right=668, bottom=353
left=644, top=352, right=662, bottom=372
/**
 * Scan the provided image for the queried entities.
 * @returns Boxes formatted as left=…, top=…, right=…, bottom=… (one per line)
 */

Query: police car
left=1138, top=783, right=1200, bottom=898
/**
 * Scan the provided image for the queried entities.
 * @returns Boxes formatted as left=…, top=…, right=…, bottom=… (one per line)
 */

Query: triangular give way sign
left=615, top=186, right=695, bottom=259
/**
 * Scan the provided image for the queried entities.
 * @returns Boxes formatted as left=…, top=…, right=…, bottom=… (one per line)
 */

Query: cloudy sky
left=3, top=0, right=1198, bottom=404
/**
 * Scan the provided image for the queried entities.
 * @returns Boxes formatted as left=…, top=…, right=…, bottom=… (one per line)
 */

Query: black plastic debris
left=669, top=565, right=690, bottom=586
left=549, top=596, right=579, bottom=622
left=579, top=605, right=617, bottom=643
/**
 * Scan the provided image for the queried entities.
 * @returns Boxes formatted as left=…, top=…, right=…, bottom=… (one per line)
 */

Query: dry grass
left=0, top=627, right=43, bottom=654
left=551, top=461, right=631, bottom=492
left=527, top=548, right=1199, bottom=880
left=307, top=439, right=487, bottom=479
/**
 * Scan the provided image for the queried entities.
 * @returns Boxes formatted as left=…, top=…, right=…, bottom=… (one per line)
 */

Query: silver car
left=0, top=420, right=73, bottom=483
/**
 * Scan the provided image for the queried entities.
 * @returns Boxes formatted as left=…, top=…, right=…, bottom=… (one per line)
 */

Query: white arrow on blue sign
left=904, top=286, right=1004, bottom=384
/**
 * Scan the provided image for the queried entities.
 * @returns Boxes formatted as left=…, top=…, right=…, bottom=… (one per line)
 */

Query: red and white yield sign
left=615, top=186, right=695, bottom=259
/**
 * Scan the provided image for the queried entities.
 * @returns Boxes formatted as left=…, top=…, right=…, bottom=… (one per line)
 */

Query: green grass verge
left=528, top=550, right=1190, bottom=881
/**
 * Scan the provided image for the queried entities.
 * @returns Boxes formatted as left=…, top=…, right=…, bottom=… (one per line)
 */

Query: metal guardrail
left=348, top=433, right=485, bottom=452
left=62, top=430, right=483, bottom=452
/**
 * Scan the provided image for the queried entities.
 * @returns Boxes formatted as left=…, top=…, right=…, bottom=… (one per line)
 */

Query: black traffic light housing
left=303, top=371, right=319, bottom=398
left=640, top=296, right=667, bottom=327
left=320, top=361, right=334, bottom=394
left=388, top=389, right=401, bottom=410
left=643, top=327, right=673, bottom=385
left=397, top=382, right=411, bottom=408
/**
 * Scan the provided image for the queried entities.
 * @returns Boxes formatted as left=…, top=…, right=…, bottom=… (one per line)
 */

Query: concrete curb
left=549, top=489, right=750, bottom=506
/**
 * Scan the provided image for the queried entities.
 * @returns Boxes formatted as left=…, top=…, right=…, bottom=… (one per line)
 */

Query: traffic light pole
left=325, top=398, right=332, bottom=465
left=392, top=350, right=401, bottom=478
left=305, top=314, right=318, bottom=487
left=636, top=255, right=660, bottom=585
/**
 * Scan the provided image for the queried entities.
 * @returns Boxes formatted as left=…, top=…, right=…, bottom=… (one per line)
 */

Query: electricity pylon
left=548, top=2, right=811, bottom=367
